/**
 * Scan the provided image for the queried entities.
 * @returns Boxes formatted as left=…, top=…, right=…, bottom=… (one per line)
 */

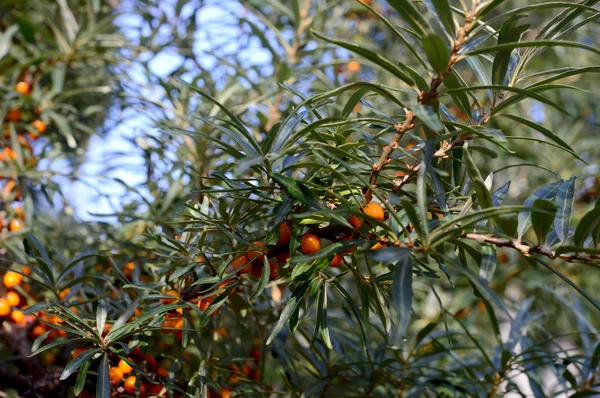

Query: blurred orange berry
left=277, top=223, right=292, bottom=245
left=109, top=366, right=124, bottom=384
left=300, top=233, right=321, bottom=254
left=347, top=61, right=361, bottom=72
left=15, top=81, right=31, bottom=94
left=6, top=291, right=20, bottom=306
left=247, top=241, right=266, bottom=264
left=119, top=358, right=134, bottom=374
left=0, top=298, right=11, bottom=316
left=4, top=271, right=23, bottom=288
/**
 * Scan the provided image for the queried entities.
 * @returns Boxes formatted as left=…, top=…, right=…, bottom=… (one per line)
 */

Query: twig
left=465, top=233, right=600, bottom=264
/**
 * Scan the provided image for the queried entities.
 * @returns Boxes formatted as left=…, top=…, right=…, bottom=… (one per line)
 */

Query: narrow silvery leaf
left=480, top=245, right=496, bottom=283
left=531, top=199, right=557, bottom=244
left=517, top=181, right=561, bottom=240
left=392, top=252, right=412, bottom=341
left=554, top=176, right=576, bottom=244
left=96, top=300, right=107, bottom=337
left=96, top=353, right=110, bottom=398
left=492, top=181, right=511, bottom=206
left=417, top=163, right=430, bottom=245
left=411, top=105, right=443, bottom=132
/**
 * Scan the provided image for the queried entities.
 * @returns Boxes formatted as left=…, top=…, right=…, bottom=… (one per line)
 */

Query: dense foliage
left=1, top=0, right=599, bottom=397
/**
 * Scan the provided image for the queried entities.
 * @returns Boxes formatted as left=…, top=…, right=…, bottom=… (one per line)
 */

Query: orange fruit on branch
left=4, top=271, right=23, bottom=288
left=300, top=233, right=320, bottom=254
left=15, top=81, right=31, bottom=94
left=364, top=203, right=385, bottom=221
left=277, top=223, right=292, bottom=245
left=232, top=254, right=252, bottom=274
left=247, top=241, right=266, bottom=264
left=109, top=366, right=124, bottom=384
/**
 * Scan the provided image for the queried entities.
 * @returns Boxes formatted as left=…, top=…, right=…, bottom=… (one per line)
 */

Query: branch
left=364, top=111, right=415, bottom=203
left=364, top=3, right=479, bottom=203
left=465, top=233, right=600, bottom=264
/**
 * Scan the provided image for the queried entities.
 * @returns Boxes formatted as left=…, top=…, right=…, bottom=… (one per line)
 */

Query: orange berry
left=59, top=288, right=70, bottom=300
left=162, top=290, right=178, bottom=305
left=247, top=241, right=266, bottom=264
left=300, top=233, right=321, bottom=254
left=119, top=358, right=134, bottom=374
left=364, top=202, right=385, bottom=221
left=11, top=309, right=25, bottom=324
left=250, top=346, right=262, bottom=359
left=109, top=366, right=124, bottom=385
left=4, top=271, right=23, bottom=288
left=0, top=298, right=11, bottom=316
left=277, top=223, right=292, bottom=245
left=15, top=81, right=31, bottom=94
left=123, top=375, right=136, bottom=393
left=220, top=387, right=232, bottom=398
left=370, top=242, right=386, bottom=250
left=31, top=120, right=46, bottom=134
left=9, top=218, right=23, bottom=231
left=6, top=291, right=20, bottom=306
left=21, top=266, right=32, bottom=276
left=329, top=253, right=342, bottom=267
left=32, top=324, right=47, bottom=337
left=347, top=215, right=363, bottom=230
left=347, top=61, right=361, bottom=72
left=232, top=254, right=252, bottom=274
left=6, top=109, right=21, bottom=122
left=198, top=296, right=214, bottom=311
left=156, top=367, right=169, bottom=378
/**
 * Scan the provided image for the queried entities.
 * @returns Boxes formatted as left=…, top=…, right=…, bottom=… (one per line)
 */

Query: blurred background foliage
left=0, top=0, right=599, bottom=397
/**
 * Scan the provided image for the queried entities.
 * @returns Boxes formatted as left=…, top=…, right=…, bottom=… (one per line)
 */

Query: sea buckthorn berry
left=6, top=109, right=21, bottom=122
left=347, top=215, right=363, bottom=230
left=277, top=223, right=292, bottom=245
left=364, top=202, right=385, bottom=221
left=300, top=233, right=321, bottom=254
left=247, top=241, right=266, bottom=264
left=0, top=298, right=11, bottom=316
left=32, top=324, right=47, bottom=337
left=31, top=120, right=46, bottom=133
left=162, top=290, right=178, bottom=305
left=329, top=253, right=342, bottom=267
left=232, top=254, right=252, bottom=274
left=4, top=271, right=23, bottom=288
left=9, top=218, right=23, bottom=231
left=123, top=375, right=137, bottom=393
left=198, top=296, right=214, bottom=311
left=156, top=367, right=169, bottom=378
left=119, top=358, right=134, bottom=374
left=370, top=242, right=385, bottom=250
left=347, top=61, right=361, bottom=72
left=10, top=309, right=25, bottom=324
left=15, top=81, right=31, bottom=94
left=59, top=288, right=70, bottom=300
left=109, top=366, right=124, bottom=385
left=219, top=387, right=232, bottom=398
left=6, top=291, right=20, bottom=306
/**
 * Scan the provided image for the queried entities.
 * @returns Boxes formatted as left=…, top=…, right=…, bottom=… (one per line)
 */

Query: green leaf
left=443, top=71, right=471, bottom=119
left=531, top=199, right=558, bottom=244
left=574, top=197, right=600, bottom=247
left=392, top=252, right=413, bottom=340
left=492, top=15, right=529, bottom=86
left=467, top=40, right=600, bottom=58
left=498, top=114, right=581, bottom=162
left=318, top=284, right=333, bottom=349
left=554, top=176, right=576, bottom=245
left=266, top=282, right=310, bottom=345
left=476, top=0, right=507, bottom=17
left=271, top=173, right=321, bottom=209
left=96, top=352, right=110, bottom=398
left=517, top=181, right=561, bottom=240
left=312, top=31, right=415, bottom=87
left=464, top=143, right=494, bottom=210
left=480, top=244, right=496, bottom=282
left=430, top=0, right=456, bottom=36
left=400, top=198, right=425, bottom=239
left=411, top=105, right=443, bottom=132
left=422, top=34, right=450, bottom=76
left=60, top=348, right=99, bottom=380
left=385, top=0, right=431, bottom=36
left=417, top=163, right=430, bottom=246
left=74, top=358, right=91, bottom=396
left=250, top=256, right=270, bottom=300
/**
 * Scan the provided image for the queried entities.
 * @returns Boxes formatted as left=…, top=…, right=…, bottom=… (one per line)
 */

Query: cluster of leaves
left=0, top=0, right=600, bottom=397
